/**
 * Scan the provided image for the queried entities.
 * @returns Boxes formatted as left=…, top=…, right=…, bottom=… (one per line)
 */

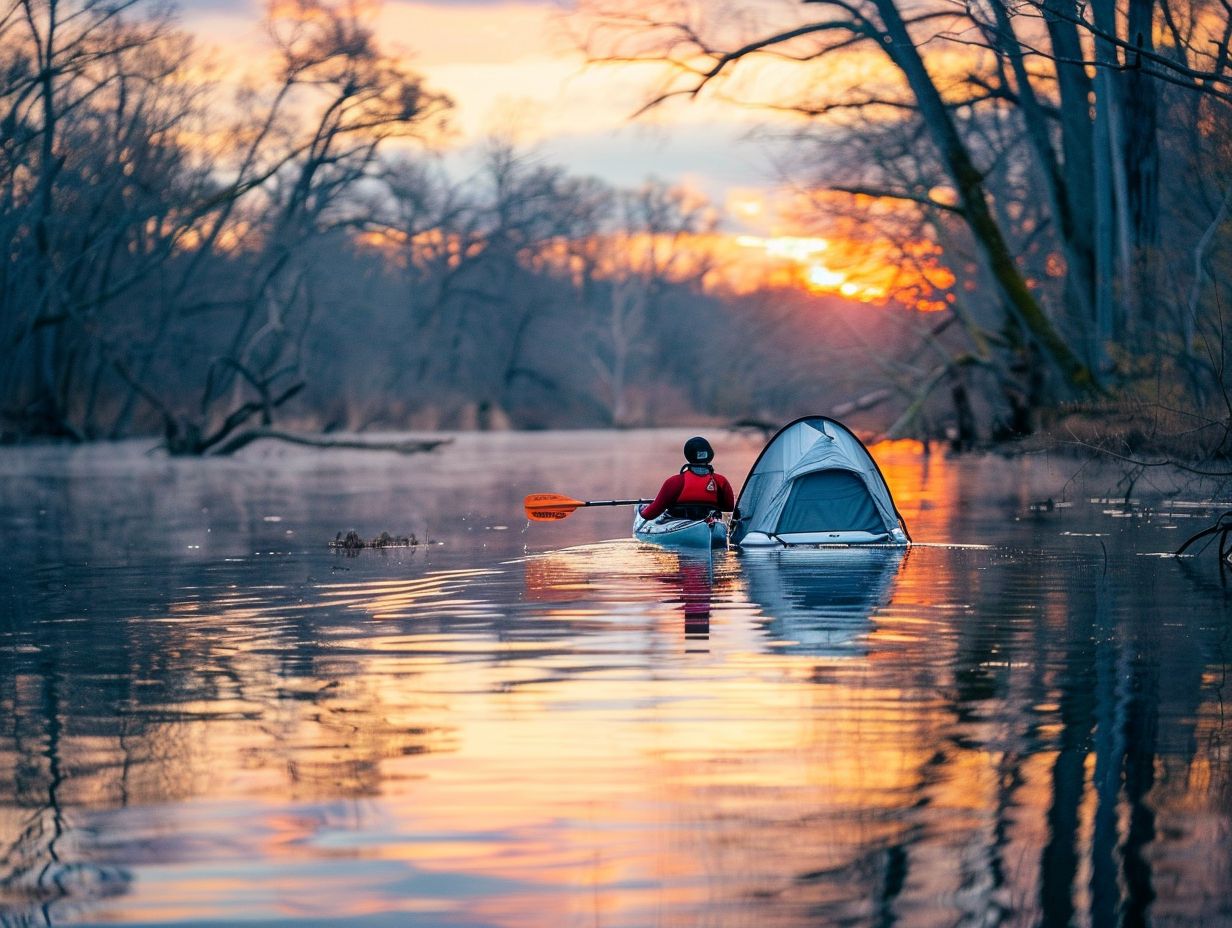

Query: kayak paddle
left=524, top=493, right=650, bottom=522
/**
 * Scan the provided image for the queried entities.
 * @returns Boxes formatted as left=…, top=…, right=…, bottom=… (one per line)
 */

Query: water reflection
left=0, top=435, right=1230, bottom=926
left=742, top=548, right=905, bottom=657
left=677, top=554, right=713, bottom=644
left=523, top=542, right=730, bottom=650
left=0, top=558, right=457, bottom=924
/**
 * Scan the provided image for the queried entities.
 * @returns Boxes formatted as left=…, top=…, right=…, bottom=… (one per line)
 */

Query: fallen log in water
left=212, top=429, right=451, bottom=456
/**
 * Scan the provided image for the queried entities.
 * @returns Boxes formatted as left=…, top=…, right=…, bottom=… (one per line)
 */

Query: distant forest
left=3, top=0, right=1231, bottom=455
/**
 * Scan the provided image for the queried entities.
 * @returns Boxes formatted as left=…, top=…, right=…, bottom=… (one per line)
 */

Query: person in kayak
left=639, top=436, right=736, bottom=521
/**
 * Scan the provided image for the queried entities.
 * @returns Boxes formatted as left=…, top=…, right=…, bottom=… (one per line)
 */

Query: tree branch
left=829, top=183, right=965, bottom=214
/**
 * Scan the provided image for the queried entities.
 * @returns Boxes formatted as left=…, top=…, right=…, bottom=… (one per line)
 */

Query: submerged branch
left=330, top=530, right=418, bottom=550
left=1060, top=441, right=1232, bottom=477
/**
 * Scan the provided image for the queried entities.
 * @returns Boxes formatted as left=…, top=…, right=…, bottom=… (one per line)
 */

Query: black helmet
left=683, top=436, right=714, bottom=465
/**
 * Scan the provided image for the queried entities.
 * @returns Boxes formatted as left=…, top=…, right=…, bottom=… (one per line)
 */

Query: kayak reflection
left=740, top=547, right=907, bottom=656
left=521, top=542, right=730, bottom=647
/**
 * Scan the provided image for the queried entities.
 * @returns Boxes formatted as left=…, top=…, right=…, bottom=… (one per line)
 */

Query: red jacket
left=640, top=468, right=735, bottom=520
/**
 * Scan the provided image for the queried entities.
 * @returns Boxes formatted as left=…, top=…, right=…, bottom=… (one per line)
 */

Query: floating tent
left=732, top=416, right=910, bottom=547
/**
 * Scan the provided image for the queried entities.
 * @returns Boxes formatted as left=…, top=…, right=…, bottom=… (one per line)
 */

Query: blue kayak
left=633, top=511, right=728, bottom=549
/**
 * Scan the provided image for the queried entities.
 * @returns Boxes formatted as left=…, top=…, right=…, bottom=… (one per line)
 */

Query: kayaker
left=640, top=436, right=736, bottom=521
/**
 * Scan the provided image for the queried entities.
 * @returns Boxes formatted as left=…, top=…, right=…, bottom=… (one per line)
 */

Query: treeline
left=23, top=0, right=1219, bottom=452
left=0, top=0, right=450, bottom=449
left=0, top=0, right=925, bottom=450
left=582, top=0, right=1232, bottom=453
left=298, top=157, right=919, bottom=433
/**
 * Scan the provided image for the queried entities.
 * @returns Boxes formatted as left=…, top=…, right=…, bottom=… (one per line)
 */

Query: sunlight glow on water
left=0, top=431, right=1229, bottom=926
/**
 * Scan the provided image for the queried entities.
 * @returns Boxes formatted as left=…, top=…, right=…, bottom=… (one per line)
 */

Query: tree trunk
left=873, top=0, right=1097, bottom=396
left=949, top=365, right=977, bottom=451
left=1092, top=72, right=1118, bottom=374
left=1092, top=0, right=1135, bottom=343
left=989, top=1, right=1095, bottom=341
left=1124, top=0, right=1161, bottom=329
left=1043, top=0, right=1100, bottom=342
left=29, top=0, right=67, bottom=436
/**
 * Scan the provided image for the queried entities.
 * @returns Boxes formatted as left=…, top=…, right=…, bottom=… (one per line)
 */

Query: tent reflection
left=740, top=547, right=907, bottom=656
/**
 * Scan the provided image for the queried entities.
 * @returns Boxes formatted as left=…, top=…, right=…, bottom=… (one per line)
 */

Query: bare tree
left=582, top=1, right=1096, bottom=392
left=576, top=0, right=1232, bottom=445
left=571, top=179, right=715, bottom=425
left=39, top=0, right=451, bottom=453
left=0, top=0, right=191, bottom=438
left=373, top=140, right=614, bottom=427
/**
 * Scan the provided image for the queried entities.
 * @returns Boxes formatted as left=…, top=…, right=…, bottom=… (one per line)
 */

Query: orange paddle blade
left=524, top=493, right=585, bottom=521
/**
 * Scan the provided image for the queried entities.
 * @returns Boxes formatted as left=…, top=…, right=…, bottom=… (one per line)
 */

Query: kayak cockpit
left=633, top=512, right=728, bottom=549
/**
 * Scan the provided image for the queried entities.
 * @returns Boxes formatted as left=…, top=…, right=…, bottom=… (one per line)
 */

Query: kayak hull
left=633, top=512, right=728, bottom=549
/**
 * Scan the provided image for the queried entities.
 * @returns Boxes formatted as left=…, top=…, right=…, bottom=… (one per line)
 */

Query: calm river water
left=0, top=430, right=1229, bottom=927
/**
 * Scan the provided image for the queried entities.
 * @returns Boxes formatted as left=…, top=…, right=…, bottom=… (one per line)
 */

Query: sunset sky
left=174, top=0, right=943, bottom=304
left=180, top=0, right=785, bottom=214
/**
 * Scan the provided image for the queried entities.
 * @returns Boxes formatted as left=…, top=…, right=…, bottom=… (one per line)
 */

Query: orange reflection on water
left=5, top=440, right=1232, bottom=925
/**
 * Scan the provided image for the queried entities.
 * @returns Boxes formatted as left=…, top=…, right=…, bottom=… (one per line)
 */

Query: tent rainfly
left=732, top=416, right=910, bottom=547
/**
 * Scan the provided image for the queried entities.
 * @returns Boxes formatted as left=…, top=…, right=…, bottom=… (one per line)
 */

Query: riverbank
left=1004, top=399, right=1232, bottom=479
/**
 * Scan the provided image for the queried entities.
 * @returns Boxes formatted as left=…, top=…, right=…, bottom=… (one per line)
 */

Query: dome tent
left=732, top=416, right=910, bottom=547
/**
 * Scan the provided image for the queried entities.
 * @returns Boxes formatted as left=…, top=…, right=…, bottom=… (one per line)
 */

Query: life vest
left=676, top=467, right=721, bottom=506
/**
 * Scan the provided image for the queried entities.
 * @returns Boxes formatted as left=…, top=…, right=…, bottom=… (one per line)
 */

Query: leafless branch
left=828, top=183, right=966, bottom=214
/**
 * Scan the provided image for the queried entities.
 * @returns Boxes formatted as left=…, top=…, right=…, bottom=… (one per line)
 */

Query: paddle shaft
left=576, top=499, right=650, bottom=508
